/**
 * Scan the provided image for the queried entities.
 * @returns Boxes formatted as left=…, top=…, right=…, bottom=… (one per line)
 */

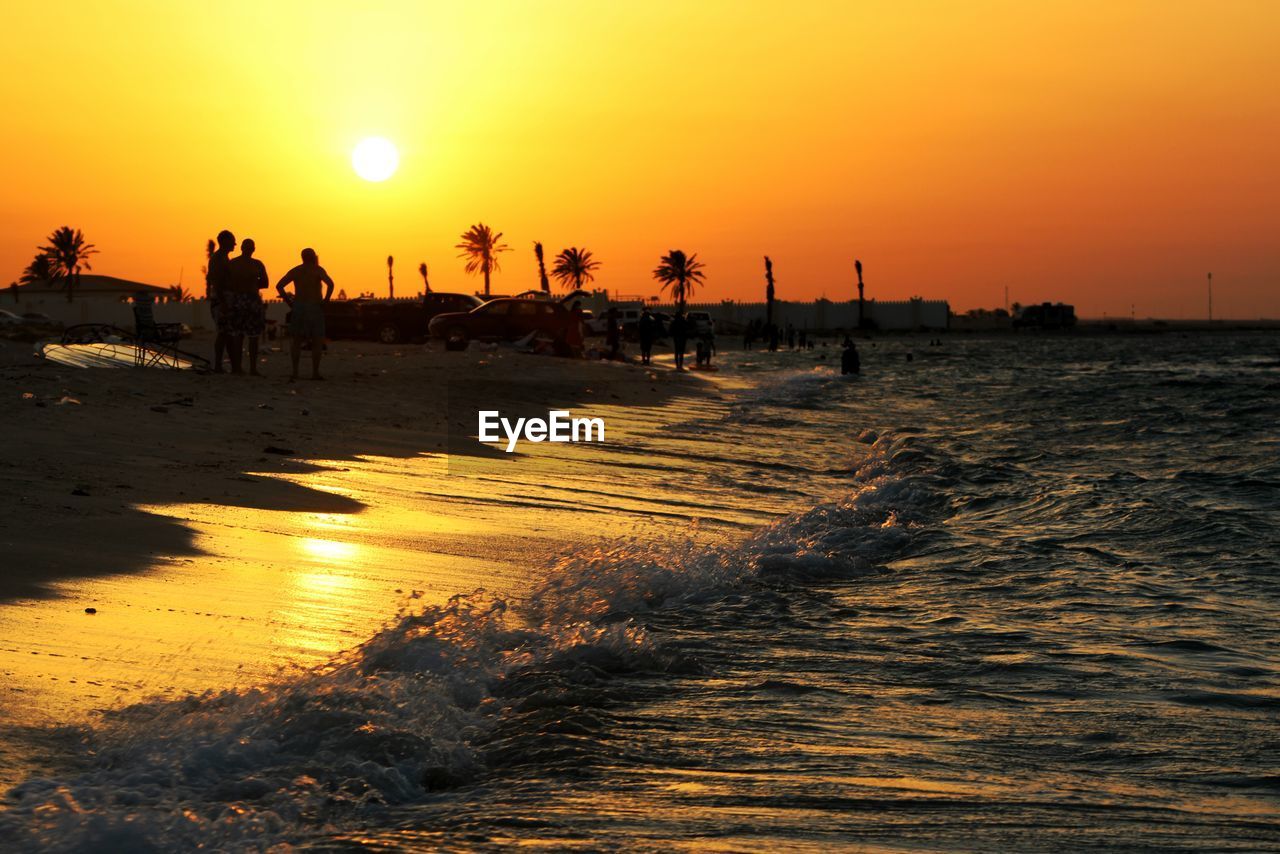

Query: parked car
left=323, top=297, right=372, bottom=340
left=428, top=298, right=572, bottom=351
left=585, top=306, right=668, bottom=340
left=325, top=293, right=484, bottom=343
left=361, top=293, right=484, bottom=343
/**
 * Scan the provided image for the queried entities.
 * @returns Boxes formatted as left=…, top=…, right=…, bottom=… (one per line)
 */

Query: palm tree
left=455, top=223, right=510, bottom=296
left=167, top=284, right=193, bottom=302
left=418, top=261, right=430, bottom=293
left=653, top=249, right=705, bottom=312
left=387, top=255, right=395, bottom=299
left=40, top=226, right=98, bottom=302
left=533, top=242, right=550, bottom=293
left=764, top=256, right=776, bottom=330
left=855, top=259, right=865, bottom=328
left=20, top=253, right=56, bottom=284
left=552, top=247, right=600, bottom=292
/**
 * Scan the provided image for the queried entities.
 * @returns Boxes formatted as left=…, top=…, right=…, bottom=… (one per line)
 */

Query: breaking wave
left=1, top=433, right=935, bottom=850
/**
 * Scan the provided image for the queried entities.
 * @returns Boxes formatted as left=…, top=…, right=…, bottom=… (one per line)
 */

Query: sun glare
left=352, top=136, right=399, bottom=182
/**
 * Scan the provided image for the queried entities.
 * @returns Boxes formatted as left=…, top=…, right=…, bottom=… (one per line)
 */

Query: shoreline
left=0, top=335, right=744, bottom=789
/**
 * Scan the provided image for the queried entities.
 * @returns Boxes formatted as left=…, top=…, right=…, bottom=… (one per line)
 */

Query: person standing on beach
left=227, top=238, right=269, bottom=376
left=276, top=248, right=334, bottom=381
left=206, top=230, right=235, bottom=372
left=638, top=306, right=658, bottom=365
left=606, top=307, right=621, bottom=360
left=565, top=300, right=585, bottom=356
left=670, top=309, right=688, bottom=371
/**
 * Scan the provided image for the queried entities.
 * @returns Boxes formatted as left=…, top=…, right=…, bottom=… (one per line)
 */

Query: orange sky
left=2, top=1, right=1277, bottom=317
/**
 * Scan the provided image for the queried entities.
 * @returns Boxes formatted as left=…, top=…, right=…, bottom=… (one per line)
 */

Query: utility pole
left=1207, top=272, right=1213, bottom=322
left=1004, top=285, right=1009, bottom=314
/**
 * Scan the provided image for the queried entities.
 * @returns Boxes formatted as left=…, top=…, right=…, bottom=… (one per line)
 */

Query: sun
left=352, top=137, right=399, bottom=182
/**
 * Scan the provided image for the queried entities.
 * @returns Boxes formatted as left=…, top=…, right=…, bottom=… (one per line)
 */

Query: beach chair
left=132, top=296, right=183, bottom=346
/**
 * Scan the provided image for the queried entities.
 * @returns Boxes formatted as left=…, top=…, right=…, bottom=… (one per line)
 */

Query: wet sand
left=0, top=335, right=757, bottom=789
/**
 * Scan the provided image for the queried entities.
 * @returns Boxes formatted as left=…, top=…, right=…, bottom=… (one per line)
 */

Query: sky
left=2, top=0, right=1277, bottom=317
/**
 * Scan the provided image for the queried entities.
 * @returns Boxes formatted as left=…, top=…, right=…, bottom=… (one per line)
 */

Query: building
left=2, top=275, right=242, bottom=330
left=1013, top=302, right=1077, bottom=329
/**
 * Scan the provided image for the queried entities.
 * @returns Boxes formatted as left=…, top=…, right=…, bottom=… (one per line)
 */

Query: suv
left=428, top=298, right=572, bottom=350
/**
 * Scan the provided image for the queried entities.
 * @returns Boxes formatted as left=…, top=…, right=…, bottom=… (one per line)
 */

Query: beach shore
left=0, top=335, right=743, bottom=788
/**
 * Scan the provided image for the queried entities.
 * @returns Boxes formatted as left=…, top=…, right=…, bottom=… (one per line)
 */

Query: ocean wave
left=1, top=433, right=935, bottom=850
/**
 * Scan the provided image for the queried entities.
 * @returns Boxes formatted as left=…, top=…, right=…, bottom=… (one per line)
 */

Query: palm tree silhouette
left=552, top=247, right=600, bottom=292
left=40, top=226, right=98, bottom=302
left=167, top=284, right=193, bottom=302
left=855, top=259, right=865, bottom=328
left=202, top=238, right=215, bottom=296
left=418, top=262, right=430, bottom=293
left=455, top=223, right=510, bottom=297
left=533, top=242, right=550, bottom=293
left=387, top=255, right=395, bottom=299
left=653, top=250, right=705, bottom=312
left=764, top=256, right=776, bottom=330
left=20, top=253, right=56, bottom=284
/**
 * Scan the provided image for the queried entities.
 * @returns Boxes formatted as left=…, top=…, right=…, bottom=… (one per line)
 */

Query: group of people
left=205, top=230, right=336, bottom=380
left=608, top=306, right=714, bottom=371
left=743, top=319, right=817, bottom=352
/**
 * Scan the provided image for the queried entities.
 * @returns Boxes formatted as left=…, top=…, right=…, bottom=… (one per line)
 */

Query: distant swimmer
left=841, top=336, right=860, bottom=375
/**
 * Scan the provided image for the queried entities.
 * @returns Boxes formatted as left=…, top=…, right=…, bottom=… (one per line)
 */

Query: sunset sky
left=2, top=1, right=1277, bottom=317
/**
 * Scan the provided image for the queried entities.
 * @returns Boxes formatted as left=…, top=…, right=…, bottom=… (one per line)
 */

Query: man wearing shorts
left=276, top=247, right=335, bottom=381
left=206, top=230, right=235, bottom=372
left=227, top=238, right=269, bottom=375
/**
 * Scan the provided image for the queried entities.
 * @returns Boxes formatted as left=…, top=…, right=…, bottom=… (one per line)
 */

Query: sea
left=3, top=332, right=1279, bottom=852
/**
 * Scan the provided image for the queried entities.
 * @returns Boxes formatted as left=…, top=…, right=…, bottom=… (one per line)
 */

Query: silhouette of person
left=841, top=336, right=860, bottom=375
left=670, top=310, right=688, bottom=371
left=206, top=230, right=236, bottom=372
left=638, top=306, right=658, bottom=365
left=276, top=248, right=334, bottom=381
left=227, top=238, right=269, bottom=376
left=565, top=300, right=585, bottom=356
left=606, top=306, right=621, bottom=359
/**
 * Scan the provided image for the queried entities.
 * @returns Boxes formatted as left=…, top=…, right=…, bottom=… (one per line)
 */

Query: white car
left=586, top=306, right=646, bottom=336
left=687, top=311, right=715, bottom=336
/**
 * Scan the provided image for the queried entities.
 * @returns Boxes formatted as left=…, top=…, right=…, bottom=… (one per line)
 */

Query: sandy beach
left=0, top=335, right=759, bottom=788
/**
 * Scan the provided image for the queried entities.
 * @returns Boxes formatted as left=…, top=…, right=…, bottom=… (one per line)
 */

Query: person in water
left=205, top=230, right=235, bottom=372
left=638, top=306, right=658, bottom=365
left=669, top=310, right=688, bottom=371
left=276, top=247, right=335, bottom=381
left=841, top=336, right=861, bottom=375
left=226, top=238, right=269, bottom=376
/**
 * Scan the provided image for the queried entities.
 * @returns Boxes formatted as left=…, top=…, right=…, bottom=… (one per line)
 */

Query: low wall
left=7, top=295, right=290, bottom=330
left=646, top=298, right=950, bottom=332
